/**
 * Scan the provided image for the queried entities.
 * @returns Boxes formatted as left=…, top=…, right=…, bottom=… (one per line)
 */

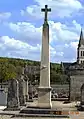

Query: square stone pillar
left=37, top=23, right=52, bottom=108
left=25, top=79, right=29, bottom=102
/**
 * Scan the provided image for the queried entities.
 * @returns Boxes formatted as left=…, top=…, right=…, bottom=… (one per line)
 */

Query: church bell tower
left=77, top=28, right=84, bottom=64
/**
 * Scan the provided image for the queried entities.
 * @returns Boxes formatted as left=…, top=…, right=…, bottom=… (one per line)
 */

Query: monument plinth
left=37, top=5, right=52, bottom=108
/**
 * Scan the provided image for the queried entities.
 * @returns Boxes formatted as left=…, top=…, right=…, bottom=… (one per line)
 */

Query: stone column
left=25, top=79, right=29, bottom=102
left=18, top=79, right=26, bottom=106
left=7, top=79, right=20, bottom=110
left=37, top=5, right=52, bottom=108
left=18, top=67, right=26, bottom=106
left=28, top=82, right=33, bottom=102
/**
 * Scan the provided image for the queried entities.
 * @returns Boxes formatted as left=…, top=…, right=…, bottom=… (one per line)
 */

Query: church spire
left=78, top=28, right=84, bottom=47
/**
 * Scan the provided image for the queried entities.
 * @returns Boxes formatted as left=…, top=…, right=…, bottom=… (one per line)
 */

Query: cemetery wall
left=35, top=84, right=69, bottom=94
left=51, top=84, right=69, bottom=94
left=0, top=83, right=69, bottom=97
left=70, top=75, right=84, bottom=101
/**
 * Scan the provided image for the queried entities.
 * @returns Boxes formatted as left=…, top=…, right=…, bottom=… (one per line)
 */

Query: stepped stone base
left=12, top=113, right=69, bottom=118
left=0, top=111, right=69, bottom=118
left=20, top=106, right=69, bottom=118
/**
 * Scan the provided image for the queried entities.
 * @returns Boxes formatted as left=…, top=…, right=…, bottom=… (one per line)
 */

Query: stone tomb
left=6, top=78, right=20, bottom=110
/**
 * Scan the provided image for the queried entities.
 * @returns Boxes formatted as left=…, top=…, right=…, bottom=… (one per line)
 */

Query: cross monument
left=37, top=5, right=52, bottom=108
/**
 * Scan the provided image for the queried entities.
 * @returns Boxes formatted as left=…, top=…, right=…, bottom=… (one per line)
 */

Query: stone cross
left=41, top=5, right=51, bottom=23
left=37, top=5, right=52, bottom=108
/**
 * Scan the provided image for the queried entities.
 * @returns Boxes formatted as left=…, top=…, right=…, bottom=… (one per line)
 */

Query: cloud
left=0, top=12, right=11, bottom=22
left=0, top=36, right=57, bottom=61
left=21, top=0, right=83, bottom=19
left=49, top=20, right=79, bottom=43
left=5, top=19, right=82, bottom=62
left=70, top=41, right=78, bottom=50
left=0, top=36, right=41, bottom=60
left=7, top=20, right=80, bottom=43
left=21, top=5, right=43, bottom=20
left=7, top=22, right=42, bottom=45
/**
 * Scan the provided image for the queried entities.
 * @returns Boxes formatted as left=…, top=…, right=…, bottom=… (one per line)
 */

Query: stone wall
left=0, top=83, right=69, bottom=99
left=0, top=83, right=69, bottom=94
left=34, top=84, right=69, bottom=95
left=51, top=84, right=69, bottom=94
left=70, top=75, right=84, bottom=101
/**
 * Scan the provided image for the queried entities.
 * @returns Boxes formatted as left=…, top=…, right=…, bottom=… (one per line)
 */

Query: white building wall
left=78, top=46, right=84, bottom=64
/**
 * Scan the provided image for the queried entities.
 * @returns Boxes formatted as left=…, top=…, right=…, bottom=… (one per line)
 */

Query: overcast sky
left=0, top=0, right=84, bottom=63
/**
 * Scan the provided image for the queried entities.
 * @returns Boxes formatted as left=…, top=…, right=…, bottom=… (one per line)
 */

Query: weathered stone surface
left=81, top=84, right=84, bottom=105
left=28, top=82, right=33, bottom=102
left=70, top=75, right=84, bottom=101
left=25, top=79, right=29, bottom=102
left=7, top=79, right=20, bottom=109
left=18, top=79, right=26, bottom=106
left=18, top=67, right=26, bottom=106
left=37, top=5, right=52, bottom=108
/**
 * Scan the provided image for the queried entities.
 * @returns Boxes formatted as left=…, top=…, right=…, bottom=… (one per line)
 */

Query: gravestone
left=28, top=82, right=33, bottom=102
left=18, top=79, right=26, bottom=106
left=25, top=79, right=29, bottom=102
left=24, top=65, right=29, bottom=102
left=0, top=90, right=7, bottom=106
left=7, top=79, right=20, bottom=110
left=18, top=67, right=26, bottom=106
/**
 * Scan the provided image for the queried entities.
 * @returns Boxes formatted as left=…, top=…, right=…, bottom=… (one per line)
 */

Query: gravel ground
left=0, top=101, right=83, bottom=119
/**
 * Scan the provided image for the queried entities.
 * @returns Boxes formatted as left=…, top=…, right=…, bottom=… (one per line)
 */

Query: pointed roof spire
left=80, top=28, right=83, bottom=38
left=79, top=28, right=84, bottom=47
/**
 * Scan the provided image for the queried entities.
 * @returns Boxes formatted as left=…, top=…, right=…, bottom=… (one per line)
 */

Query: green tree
left=5, top=64, right=16, bottom=80
left=0, top=63, right=16, bottom=82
